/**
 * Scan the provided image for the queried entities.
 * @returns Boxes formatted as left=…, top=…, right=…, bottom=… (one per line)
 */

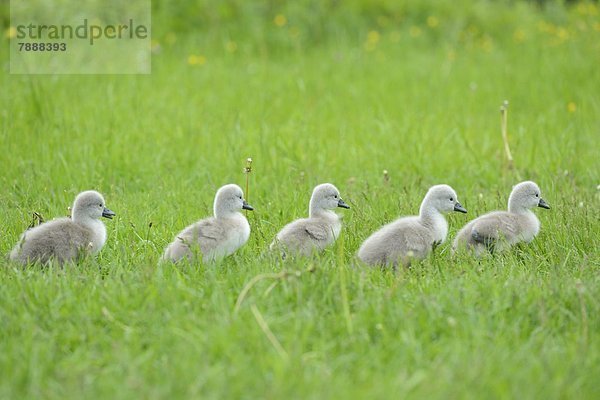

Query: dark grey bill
left=337, top=199, right=350, bottom=209
left=537, top=198, right=550, bottom=209
left=242, top=201, right=254, bottom=211
left=102, top=207, right=116, bottom=219
left=453, top=202, right=467, bottom=213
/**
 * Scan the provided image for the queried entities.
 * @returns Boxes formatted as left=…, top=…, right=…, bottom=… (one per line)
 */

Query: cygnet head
left=214, top=184, right=253, bottom=218
left=508, top=181, right=550, bottom=213
left=72, top=190, right=115, bottom=222
left=420, top=184, right=467, bottom=215
left=309, top=183, right=350, bottom=217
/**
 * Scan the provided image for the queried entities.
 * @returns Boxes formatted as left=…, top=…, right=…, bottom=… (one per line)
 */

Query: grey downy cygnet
left=358, top=184, right=466, bottom=268
left=271, top=183, right=350, bottom=257
left=9, top=190, right=115, bottom=265
left=162, top=184, right=253, bottom=263
left=452, top=180, right=550, bottom=255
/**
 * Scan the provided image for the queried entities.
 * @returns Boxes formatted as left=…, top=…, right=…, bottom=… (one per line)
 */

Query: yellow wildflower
left=188, top=55, right=206, bottom=66
left=427, top=16, right=439, bottom=28
left=5, top=26, right=16, bottom=39
left=367, top=30, right=380, bottom=44
left=274, top=14, right=287, bottom=27
left=480, top=36, right=493, bottom=52
left=577, top=3, right=598, bottom=16
left=226, top=41, right=237, bottom=53
left=557, top=27, right=569, bottom=41
left=409, top=26, right=422, bottom=37
left=513, top=29, right=526, bottom=43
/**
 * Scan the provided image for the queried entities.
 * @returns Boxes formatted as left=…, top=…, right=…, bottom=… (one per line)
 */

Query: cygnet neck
left=310, top=209, right=334, bottom=219
left=419, top=201, right=442, bottom=226
left=72, top=208, right=98, bottom=227
left=214, top=204, right=239, bottom=219
left=309, top=196, right=319, bottom=218
left=508, top=196, right=529, bottom=214
left=309, top=199, right=335, bottom=218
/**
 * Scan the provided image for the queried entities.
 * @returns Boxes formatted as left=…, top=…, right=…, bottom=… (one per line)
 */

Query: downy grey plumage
left=358, top=184, right=466, bottom=268
left=162, top=184, right=253, bottom=263
left=9, top=190, right=115, bottom=265
left=452, top=181, right=550, bottom=255
left=271, top=183, right=350, bottom=257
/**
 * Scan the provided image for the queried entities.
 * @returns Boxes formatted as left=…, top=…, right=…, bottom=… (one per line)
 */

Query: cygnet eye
left=99, top=203, right=103, bottom=207
left=334, top=195, right=338, bottom=199
left=450, top=197, right=454, bottom=202
left=535, top=193, right=539, bottom=198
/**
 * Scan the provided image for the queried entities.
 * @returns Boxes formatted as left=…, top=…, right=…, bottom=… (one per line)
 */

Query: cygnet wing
left=12, top=218, right=92, bottom=264
left=394, top=219, right=432, bottom=255
left=471, top=212, right=520, bottom=245
left=189, top=218, right=227, bottom=244
left=304, top=221, right=330, bottom=241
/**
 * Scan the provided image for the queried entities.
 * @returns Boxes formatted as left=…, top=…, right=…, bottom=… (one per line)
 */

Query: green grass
left=1, top=1, right=600, bottom=398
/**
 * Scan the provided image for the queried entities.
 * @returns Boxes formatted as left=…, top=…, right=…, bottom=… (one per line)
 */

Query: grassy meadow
left=1, top=0, right=599, bottom=398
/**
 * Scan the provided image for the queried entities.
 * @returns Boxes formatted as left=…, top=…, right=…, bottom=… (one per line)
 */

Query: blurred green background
left=1, top=1, right=599, bottom=399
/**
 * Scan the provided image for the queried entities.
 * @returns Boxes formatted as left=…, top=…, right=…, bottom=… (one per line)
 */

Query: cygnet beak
left=242, top=200, right=254, bottom=211
left=102, top=207, right=116, bottom=219
left=537, top=198, right=550, bottom=209
left=337, top=198, right=350, bottom=209
left=453, top=202, right=467, bottom=213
